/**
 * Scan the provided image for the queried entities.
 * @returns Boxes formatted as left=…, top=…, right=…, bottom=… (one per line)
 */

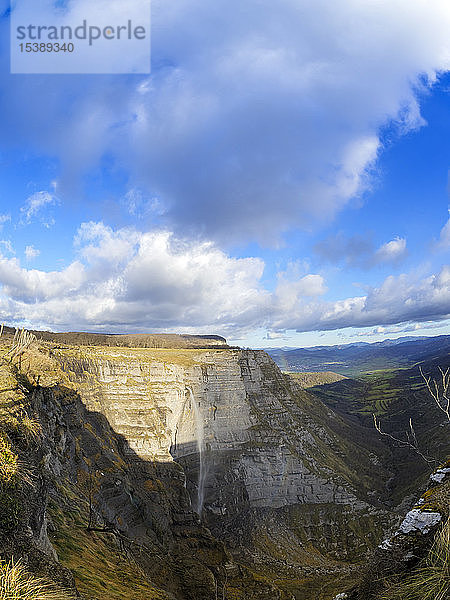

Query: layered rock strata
left=55, top=346, right=393, bottom=564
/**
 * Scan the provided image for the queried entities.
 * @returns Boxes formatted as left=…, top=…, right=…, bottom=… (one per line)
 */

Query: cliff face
left=54, top=346, right=394, bottom=582
left=0, top=339, right=397, bottom=599
left=55, top=346, right=385, bottom=507
left=0, top=344, right=283, bottom=600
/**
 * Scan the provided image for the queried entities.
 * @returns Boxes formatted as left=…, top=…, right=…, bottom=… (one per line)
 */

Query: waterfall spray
left=187, top=387, right=206, bottom=515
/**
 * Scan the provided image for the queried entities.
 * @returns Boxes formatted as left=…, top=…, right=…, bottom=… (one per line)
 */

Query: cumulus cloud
left=314, top=233, right=407, bottom=267
left=20, top=191, right=58, bottom=226
left=374, top=237, right=407, bottom=264
left=1, top=2, right=450, bottom=243
left=25, top=246, right=40, bottom=261
left=0, top=223, right=270, bottom=332
left=0, top=256, right=86, bottom=303
left=275, top=267, right=327, bottom=315
left=0, top=223, right=448, bottom=336
left=272, top=267, right=450, bottom=332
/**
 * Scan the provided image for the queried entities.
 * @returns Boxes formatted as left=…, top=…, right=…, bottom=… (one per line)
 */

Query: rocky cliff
left=0, top=336, right=401, bottom=599
left=51, top=343, right=396, bottom=597
left=0, top=342, right=284, bottom=600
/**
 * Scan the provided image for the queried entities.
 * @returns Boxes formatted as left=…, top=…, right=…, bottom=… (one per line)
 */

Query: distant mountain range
left=266, top=334, right=450, bottom=376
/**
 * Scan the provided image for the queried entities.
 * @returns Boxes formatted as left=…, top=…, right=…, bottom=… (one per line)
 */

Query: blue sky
left=0, top=0, right=449, bottom=347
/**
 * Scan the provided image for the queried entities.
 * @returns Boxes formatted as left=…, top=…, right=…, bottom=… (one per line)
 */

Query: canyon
left=0, top=331, right=448, bottom=599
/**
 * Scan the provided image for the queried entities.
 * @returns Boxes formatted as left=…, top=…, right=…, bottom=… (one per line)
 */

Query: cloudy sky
left=0, top=0, right=449, bottom=347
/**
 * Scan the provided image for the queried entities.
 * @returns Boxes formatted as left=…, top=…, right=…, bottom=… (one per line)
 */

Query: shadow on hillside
left=22, top=378, right=244, bottom=600
left=23, top=375, right=385, bottom=600
left=309, top=358, right=450, bottom=504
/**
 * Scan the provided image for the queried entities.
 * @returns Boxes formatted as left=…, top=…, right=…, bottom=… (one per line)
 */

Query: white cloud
left=25, top=246, right=40, bottom=261
left=437, top=217, right=450, bottom=248
left=1, top=2, right=450, bottom=243
left=75, top=221, right=139, bottom=269
left=0, top=223, right=269, bottom=332
left=374, top=237, right=407, bottom=263
left=265, top=331, right=289, bottom=341
left=0, top=214, right=10, bottom=230
left=0, top=240, right=14, bottom=255
left=275, top=271, right=327, bottom=315
left=0, top=256, right=86, bottom=303
left=0, top=223, right=448, bottom=336
left=350, top=320, right=448, bottom=339
left=20, top=191, right=58, bottom=225
left=124, top=188, right=144, bottom=216
left=272, top=267, right=450, bottom=333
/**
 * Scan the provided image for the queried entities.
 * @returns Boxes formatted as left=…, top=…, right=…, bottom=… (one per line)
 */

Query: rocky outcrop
left=332, top=460, right=450, bottom=600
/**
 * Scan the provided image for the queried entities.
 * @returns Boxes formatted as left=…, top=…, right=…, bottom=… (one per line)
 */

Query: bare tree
left=419, top=365, right=450, bottom=424
left=373, top=365, right=449, bottom=464
left=373, top=414, right=434, bottom=464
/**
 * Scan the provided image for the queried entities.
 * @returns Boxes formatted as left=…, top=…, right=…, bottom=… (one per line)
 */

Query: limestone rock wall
left=55, top=347, right=374, bottom=518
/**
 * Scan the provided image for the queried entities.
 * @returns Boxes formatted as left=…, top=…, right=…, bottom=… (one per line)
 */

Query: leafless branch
left=419, top=365, right=450, bottom=424
left=7, top=328, right=37, bottom=361
left=373, top=414, right=435, bottom=464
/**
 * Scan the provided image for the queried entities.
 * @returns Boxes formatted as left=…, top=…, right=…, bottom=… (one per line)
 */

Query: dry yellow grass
left=0, top=437, right=18, bottom=487
left=18, top=415, right=41, bottom=443
left=381, top=516, right=449, bottom=600
left=0, top=560, right=75, bottom=600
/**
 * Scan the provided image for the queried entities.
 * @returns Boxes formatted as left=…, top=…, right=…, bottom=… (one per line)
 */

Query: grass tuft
left=0, top=559, right=75, bottom=600
left=18, top=414, right=42, bottom=443
left=0, top=437, right=18, bottom=487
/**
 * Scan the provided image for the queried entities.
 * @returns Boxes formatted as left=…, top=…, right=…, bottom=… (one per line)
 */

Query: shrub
left=0, top=492, right=21, bottom=533
left=0, top=559, right=74, bottom=600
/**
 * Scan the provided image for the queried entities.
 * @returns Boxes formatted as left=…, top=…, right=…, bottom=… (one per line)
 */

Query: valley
left=267, top=336, right=450, bottom=377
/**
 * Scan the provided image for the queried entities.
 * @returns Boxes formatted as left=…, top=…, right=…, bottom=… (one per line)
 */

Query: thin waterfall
left=187, top=386, right=206, bottom=515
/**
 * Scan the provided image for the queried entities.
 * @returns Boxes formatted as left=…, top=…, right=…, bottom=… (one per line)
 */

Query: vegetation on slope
left=335, top=467, right=450, bottom=600
left=0, top=326, right=228, bottom=349
left=0, top=560, right=75, bottom=600
left=306, top=357, right=450, bottom=504
left=287, top=371, right=347, bottom=388
left=380, top=515, right=449, bottom=600
left=48, top=486, right=172, bottom=600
